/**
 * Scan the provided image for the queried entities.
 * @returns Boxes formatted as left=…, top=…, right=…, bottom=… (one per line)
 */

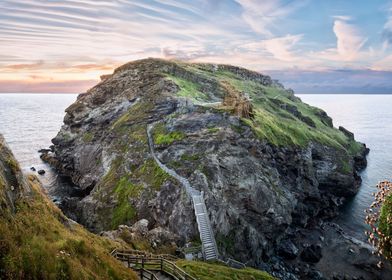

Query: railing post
left=160, top=258, right=163, bottom=271
left=142, top=257, right=145, bottom=268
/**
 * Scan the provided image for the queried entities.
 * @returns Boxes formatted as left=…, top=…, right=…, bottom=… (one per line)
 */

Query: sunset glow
left=1, top=0, right=392, bottom=93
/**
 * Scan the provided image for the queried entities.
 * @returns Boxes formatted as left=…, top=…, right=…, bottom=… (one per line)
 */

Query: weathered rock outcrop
left=43, top=58, right=369, bottom=271
left=0, top=135, right=31, bottom=214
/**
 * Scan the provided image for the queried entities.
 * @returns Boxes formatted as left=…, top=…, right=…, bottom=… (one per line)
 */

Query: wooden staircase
left=111, top=249, right=195, bottom=280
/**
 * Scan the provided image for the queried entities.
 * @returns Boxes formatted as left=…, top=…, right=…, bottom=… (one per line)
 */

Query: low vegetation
left=176, top=260, right=276, bottom=280
left=111, top=176, right=141, bottom=228
left=153, top=123, right=186, bottom=145
left=82, top=132, right=94, bottom=143
left=162, top=63, right=362, bottom=158
left=166, top=75, right=210, bottom=103
left=365, top=181, right=392, bottom=263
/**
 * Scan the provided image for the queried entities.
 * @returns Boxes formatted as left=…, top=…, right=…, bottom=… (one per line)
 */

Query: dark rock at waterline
left=38, top=148, right=52, bottom=153
left=30, top=167, right=36, bottom=171
left=301, top=244, right=322, bottom=263
left=37, top=169, right=46, bottom=175
left=354, top=144, right=370, bottom=171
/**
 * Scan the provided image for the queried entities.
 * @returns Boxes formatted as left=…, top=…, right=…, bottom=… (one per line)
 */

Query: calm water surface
left=0, top=93, right=77, bottom=199
left=298, top=94, right=392, bottom=240
left=0, top=93, right=391, bottom=240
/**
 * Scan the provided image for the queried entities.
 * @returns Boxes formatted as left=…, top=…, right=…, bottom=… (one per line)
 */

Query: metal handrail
left=111, top=249, right=196, bottom=280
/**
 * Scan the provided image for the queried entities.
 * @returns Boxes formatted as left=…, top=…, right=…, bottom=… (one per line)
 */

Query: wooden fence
left=111, top=249, right=196, bottom=280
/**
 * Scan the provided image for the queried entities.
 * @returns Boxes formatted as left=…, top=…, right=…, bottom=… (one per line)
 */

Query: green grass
left=153, top=123, right=186, bottom=145
left=82, top=132, right=94, bottom=143
left=111, top=176, right=142, bottom=228
left=111, top=102, right=151, bottom=145
left=222, top=78, right=361, bottom=156
left=162, top=64, right=362, bottom=157
left=98, top=157, right=170, bottom=229
left=136, top=159, right=171, bottom=191
left=207, top=127, right=220, bottom=133
left=379, top=193, right=392, bottom=258
left=176, top=260, right=276, bottom=280
left=166, top=75, right=210, bottom=102
left=181, top=153, right=201, bottom=161
left=156, top=131, right=186, bottom=145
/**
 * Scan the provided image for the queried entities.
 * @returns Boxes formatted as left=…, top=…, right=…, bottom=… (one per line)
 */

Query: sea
left=0, top=93, right=391, bottom=241
left=0, top=93, right=78, bottom=200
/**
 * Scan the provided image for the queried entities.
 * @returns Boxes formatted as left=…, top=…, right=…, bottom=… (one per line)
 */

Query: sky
left=1, top=0, right=392, bottom=93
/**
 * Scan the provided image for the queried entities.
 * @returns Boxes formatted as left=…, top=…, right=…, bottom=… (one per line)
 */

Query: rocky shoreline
left=39, top=58, right=389, bottom=279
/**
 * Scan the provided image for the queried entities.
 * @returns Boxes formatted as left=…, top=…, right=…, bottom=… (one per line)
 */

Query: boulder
left=301, top=244, right=322, bottom=263
left=278, top=239, right=299, bottom=260
left=131, top=219, right=149, bottom=236
left=37, top=169, right=46, bottom=175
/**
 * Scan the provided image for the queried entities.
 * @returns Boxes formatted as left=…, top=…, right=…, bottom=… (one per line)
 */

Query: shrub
left=365, top=181, right=392, bottom=265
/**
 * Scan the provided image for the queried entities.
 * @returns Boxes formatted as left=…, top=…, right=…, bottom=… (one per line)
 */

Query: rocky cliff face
left=0, top=135, right=31, bottom=214
left=43, top=58, right=368, bottom=269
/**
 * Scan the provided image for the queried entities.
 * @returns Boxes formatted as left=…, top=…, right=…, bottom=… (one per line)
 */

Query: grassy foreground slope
left=0, top=136, right=138, bottom=280
left=176, top=260, right=276, bottom=280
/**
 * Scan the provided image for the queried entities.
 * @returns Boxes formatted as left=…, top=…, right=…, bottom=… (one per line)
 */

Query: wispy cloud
left=333, top=19, right=367, bottom=61
left=307, top=18, right=369, bottom=67
left=0, top=0, right=392, bottom=93
left=382, top=4, right=392, bottom=43
left=257, top=34, right=303, bottom=61
left=234, top=0, right=307, bottom=36
left=333, top=15, right=352, bottom=21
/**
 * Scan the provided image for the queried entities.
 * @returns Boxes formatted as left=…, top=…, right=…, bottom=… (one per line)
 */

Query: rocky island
left=39, top=58, right=390, bottom=279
